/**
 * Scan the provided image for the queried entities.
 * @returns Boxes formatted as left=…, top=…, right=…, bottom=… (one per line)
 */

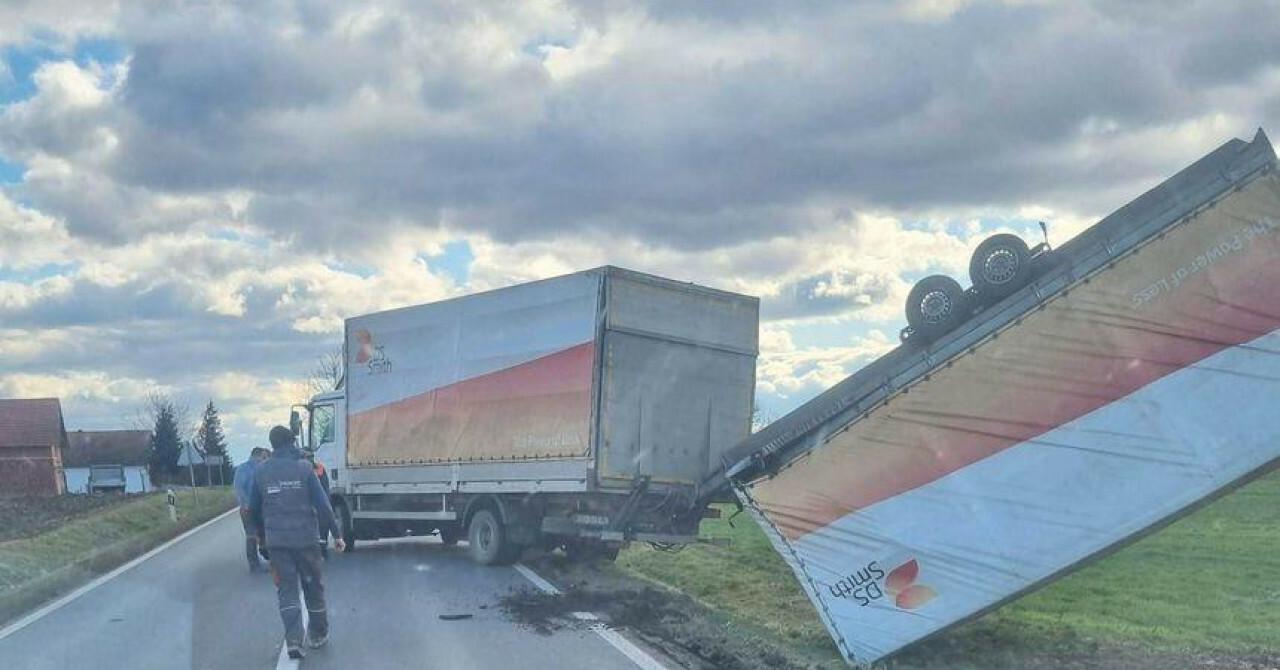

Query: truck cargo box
left=344, top=266, right=758, bottom=493
left=720, top=130, right=1280, bottom=666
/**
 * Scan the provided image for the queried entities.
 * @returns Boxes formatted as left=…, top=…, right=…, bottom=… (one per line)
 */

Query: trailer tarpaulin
left=345, top=272, right=601, bottom=465
left=736, top=168, right=1280, bottom=666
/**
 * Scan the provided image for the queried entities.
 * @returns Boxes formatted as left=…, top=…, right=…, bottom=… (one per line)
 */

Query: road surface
left=0, top=511, right=665, bottom=669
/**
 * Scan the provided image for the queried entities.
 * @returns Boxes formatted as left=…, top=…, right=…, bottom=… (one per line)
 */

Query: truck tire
left=335, top=502, right=356, bottom=553
left=969, top=233, right=1031, bottom=300
left=905, top=275, right=967, bottom=340
left=468, top=509, right=520, bottom=565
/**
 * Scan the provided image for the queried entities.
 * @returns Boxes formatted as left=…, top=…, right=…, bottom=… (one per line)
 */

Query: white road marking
left=589, top=624, right=669, bottom=670
left=0, top=507, right=238, bottom=642
left=513, top=563, right=561, bottom=594
left=514, top=563, right=668, bottom=670
left=273, top=607, right=305, bottom=670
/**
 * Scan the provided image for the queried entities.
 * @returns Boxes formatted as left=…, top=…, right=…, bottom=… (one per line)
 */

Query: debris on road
left=438, top=613, right=474, bottom=621
left=501, top=557, right=807, bottom=670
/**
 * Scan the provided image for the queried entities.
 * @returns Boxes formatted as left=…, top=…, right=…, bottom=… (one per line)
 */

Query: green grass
left=0, top=487, right=236, bottom=624
left=620, top=472, right=1280, bottom=665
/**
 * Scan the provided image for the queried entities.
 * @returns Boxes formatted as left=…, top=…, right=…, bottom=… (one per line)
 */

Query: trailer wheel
left=335, top=501, right=356, bottom=553
left=468, top=509, right=520, bottom=565
left=969, top=233, right=1031, bottom=300
left=905, top=275, right=967, bottom=339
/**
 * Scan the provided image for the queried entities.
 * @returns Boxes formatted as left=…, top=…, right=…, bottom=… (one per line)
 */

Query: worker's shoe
left=286, top=644, right=305, bottom=660
left=306, top=632, right=329, bottom=649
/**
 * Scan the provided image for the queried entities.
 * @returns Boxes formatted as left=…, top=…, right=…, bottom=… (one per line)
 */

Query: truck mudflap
left=731, top=141, right=1280, bottom=667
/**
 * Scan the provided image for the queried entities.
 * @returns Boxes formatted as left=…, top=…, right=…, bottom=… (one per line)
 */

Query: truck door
left=310, top=398, right=348, bottom=487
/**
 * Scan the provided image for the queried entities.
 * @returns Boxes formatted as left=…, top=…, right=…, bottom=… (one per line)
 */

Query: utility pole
left=186, top=441, right=199, bottom=507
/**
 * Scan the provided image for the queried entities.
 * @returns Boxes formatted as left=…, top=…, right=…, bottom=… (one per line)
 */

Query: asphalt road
left=0, top=511, right=660, bottom=670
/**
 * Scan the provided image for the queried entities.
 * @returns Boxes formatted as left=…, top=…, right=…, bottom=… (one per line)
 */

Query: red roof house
left=0, top=398, right=69, bottom=496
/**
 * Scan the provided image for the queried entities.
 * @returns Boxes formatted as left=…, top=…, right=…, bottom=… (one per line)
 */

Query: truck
left=710, top=129, right=1280, bottom=666
left=297, top=266, right=758, bottom=565
left=292, top=129, right=1280, bottom=666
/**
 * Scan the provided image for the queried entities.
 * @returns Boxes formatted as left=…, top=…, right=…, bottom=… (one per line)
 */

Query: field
left=0, top=494, right=140, bottom=543
left=0, top=487, right=236, bottom=625
left=618, top=472, right=1280, bottom=668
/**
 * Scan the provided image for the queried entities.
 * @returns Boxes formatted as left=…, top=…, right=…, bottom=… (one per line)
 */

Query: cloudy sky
left=2, top=0, right=1279, bottom=462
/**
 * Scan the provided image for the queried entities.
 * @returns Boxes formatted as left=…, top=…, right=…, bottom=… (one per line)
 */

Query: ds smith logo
left=353, top=329, right=393, bottom=375
left=828, top=558, right=937, bottom=610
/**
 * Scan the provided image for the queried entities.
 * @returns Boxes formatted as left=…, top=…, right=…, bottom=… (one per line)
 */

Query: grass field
left=619, top=472, right=1280, bottom=667
left=0, top=487, right=236, bottom=625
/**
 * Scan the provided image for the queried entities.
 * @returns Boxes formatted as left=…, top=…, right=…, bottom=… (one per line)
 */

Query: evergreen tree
left=147, top=396, right=183, bottom=481
left=196, top=400, right=228, bottom=461
left=196, top=400, right=231, bottom=484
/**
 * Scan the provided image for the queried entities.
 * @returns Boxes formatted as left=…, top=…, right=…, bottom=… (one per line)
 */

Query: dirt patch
left=0, top=493, right=152, bottom=543
left=501, top=553, right=1280, bottom=670
left=501, top=554, right=812, bottom=670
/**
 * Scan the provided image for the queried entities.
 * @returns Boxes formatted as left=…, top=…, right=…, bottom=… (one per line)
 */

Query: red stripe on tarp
left=348, top=342, right=595, bottom=463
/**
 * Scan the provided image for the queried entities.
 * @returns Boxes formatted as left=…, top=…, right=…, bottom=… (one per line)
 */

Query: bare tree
left=135, top=390, right=192, bottom=437
left=751, top=403, right=775, bottom=433
left=307, top=344, right=345, bottom=395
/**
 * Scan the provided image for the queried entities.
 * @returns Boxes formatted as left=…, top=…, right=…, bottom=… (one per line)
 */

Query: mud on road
left=502, top=554, right=811, bottom=670
left=500, top=553, right=1280, bottom=670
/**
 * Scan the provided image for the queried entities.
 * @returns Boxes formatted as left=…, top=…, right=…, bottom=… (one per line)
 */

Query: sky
left=1, top=0, right=1279, bottom=464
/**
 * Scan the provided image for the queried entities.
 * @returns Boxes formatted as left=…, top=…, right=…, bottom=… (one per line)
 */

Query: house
left=0, top=398, right=68, bottom=496
left=63, top=430, right=153, bottom=494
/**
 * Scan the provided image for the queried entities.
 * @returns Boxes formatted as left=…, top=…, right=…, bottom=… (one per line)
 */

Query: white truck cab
left=296, top=390, right=347, bottom=491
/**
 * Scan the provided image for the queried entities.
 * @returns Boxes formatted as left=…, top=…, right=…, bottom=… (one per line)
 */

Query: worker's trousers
left=239, top=508, right=261, bottom=570
left=268, top=546, right=329, bottom=646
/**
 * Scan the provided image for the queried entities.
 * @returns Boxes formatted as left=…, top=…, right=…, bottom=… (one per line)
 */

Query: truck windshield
left=310, top=404, right=335, bottom=449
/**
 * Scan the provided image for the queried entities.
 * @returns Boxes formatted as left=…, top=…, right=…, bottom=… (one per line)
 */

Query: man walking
left=233, top=447, right=270, bottom=572
left=249, top=426, right=345, bottom=659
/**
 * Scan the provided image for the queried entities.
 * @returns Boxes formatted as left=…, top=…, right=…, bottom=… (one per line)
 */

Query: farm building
left=0, top=398, right=69, bottom=496
left=63, top=430, right=153, bottom=494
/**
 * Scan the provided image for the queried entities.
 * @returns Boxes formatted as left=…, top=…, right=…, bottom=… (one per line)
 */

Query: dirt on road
left=503, top=553, right=817, bottom=670
left=502, top=552, right=1280, bottom=670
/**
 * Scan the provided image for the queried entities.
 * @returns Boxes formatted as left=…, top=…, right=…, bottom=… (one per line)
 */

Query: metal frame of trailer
left=715, top=128, right=1277, bottom=491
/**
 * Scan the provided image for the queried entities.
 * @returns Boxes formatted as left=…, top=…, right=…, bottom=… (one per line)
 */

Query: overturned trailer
left=711, top=129, right=1280, bottom=666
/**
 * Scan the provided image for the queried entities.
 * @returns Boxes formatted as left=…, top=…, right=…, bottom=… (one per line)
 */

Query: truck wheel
left=335, top=502, right=356, bottom=553
left=468, top=509, right=519, bottom=565
left=969, top=233, right=1031, bottom=300
left=905, top=275, right=967, bottom=339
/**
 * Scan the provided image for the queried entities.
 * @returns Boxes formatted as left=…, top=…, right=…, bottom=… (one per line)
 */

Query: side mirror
left=290, top=410, right=303, bottom=437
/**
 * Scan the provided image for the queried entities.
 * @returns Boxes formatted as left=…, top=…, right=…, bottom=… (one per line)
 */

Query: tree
left=140, top=391, right=188, bottom=482
left=196, top=400, right=231, bottom=484
left=751, top=402, right=774, bottom=433
left=196, top=400, right=228, bottom=461
left=307, top=344, right=345, bottom=395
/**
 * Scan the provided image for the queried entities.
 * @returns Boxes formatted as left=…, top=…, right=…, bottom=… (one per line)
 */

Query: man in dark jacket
left=249, top=426, right=344, bottom=659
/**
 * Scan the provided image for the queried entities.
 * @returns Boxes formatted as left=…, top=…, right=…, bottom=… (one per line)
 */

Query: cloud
left=3, top=0, right=1280, bottom=454
left=0, top=370, right=160, bottom=405
left=755, top=326, right=897, bottom=409
left=5, top=1, right=1276, bottom=252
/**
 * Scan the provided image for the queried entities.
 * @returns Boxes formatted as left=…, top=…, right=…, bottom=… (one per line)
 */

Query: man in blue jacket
left=249, top=426, right=344, bottom=659
left=233, top=447, right=270, bottom=572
